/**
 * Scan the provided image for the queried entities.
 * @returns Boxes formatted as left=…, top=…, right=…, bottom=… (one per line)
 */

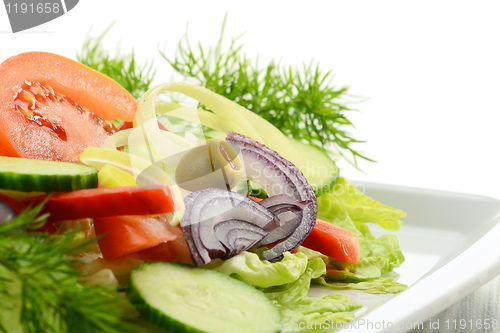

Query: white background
left=1, top=0, right=500, bottom=330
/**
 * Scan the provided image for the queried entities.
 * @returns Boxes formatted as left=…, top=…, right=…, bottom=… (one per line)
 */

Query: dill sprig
left=0, top=205, right=138, bottom=333
left=162, top=18, right=372, bottom=166
left=76, top=24, right=156, bottom=100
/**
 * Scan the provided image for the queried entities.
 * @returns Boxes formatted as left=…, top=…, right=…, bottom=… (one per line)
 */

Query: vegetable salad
left=0, top=49, right=406, bottom=333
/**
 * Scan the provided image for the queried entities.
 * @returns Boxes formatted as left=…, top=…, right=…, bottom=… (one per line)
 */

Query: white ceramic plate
left=308, top=181, right=500, bottom=333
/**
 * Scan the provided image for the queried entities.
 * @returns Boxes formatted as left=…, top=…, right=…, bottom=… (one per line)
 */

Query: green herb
left=77, top=24, right=156, bottom=100
left=0, top=204, right=138, bottom=333
left=161, top=18, right=372, bottom=166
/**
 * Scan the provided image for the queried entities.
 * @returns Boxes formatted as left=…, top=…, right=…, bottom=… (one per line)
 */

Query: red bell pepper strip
left=94, top=215, right=176, bottom=260
left=26, top=185, right=175, bottom=223
left=301, top=219, right=360, bottom=264
left=138, top=225, right=193, bottom=264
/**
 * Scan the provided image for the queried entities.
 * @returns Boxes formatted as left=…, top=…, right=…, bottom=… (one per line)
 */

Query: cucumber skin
left=126, top=262, right=282, bottom=333
left=0, top=171, right=98, bottom=193
left=0, top=158, right=98, bottom=193
left=290, top=139, right=339, bottom=197
left=313, top=174, right=338, bottom=197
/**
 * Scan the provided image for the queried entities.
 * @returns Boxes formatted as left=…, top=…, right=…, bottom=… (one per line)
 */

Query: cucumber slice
left=0, top=156, right=98, bottom=193
left=127, top=262, right=282, bottom=333
left=291, top=139, right=340, bottom=196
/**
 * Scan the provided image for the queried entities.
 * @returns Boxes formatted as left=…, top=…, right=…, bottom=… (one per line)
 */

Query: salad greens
left=317, top=177, right=406, bottom=236
left=214, top=251, right=362, bottom=332
left=329, top=177, right=405, bottom=233
left=265, top=257, right=361, bottom=333
left=213, top=251, right=309, bottom=288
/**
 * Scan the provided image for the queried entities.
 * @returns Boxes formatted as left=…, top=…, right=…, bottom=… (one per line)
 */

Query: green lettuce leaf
left=263, top=258, right=361, bottom=333
left=316, top=276, right=407, bottom=294
left=316, top=188, right=363, bottom=238
left=319, top=177, right=406, bottom=233
left=214, top=251, right=308, bottom=288
left=213, top=251, right=362, bottom=332
left=299, top=244, right=407, bottom=294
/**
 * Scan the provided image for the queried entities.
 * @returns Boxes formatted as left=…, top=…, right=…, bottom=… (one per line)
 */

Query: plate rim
left=337, top=180, right=500, bottom=333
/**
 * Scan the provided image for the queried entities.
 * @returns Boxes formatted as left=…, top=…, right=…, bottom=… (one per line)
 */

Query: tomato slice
left=138, top=225, right=193, bottom=264
left=26, top=185, right=175, bottom=223
left=301, top=219, right=360, bottom=264
left=0, top=52, right=137, bottom=162
left=94, top=215, right=177, bottom=261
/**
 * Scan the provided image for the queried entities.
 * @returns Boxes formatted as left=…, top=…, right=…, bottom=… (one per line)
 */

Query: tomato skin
left=0, top=52, right=137, bottom=121
left=301, top=219, right=360, bottom=264
left=0, top=52, right=137, bottom=161
left=94, top=215, right=177, bottom=261
left=25, top=185, right=175, bottom=223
